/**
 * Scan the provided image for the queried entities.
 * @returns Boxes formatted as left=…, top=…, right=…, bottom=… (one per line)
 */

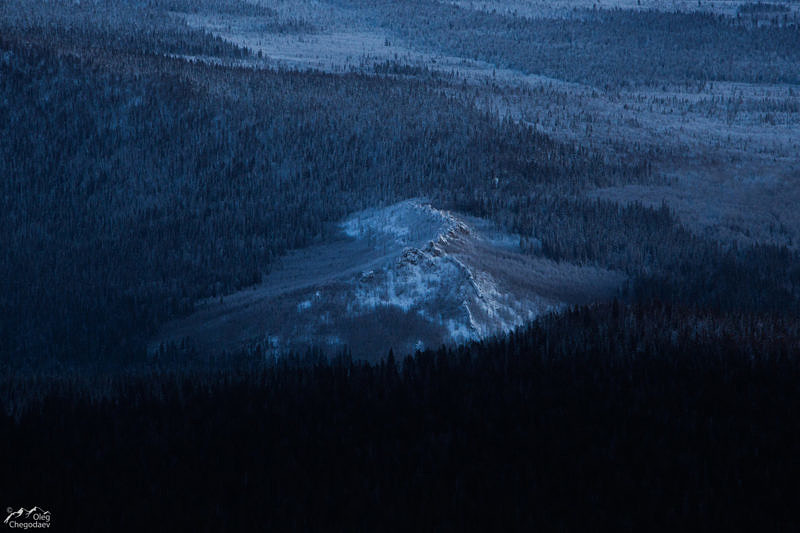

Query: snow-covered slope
left=152, top=199, right=625, bottom=360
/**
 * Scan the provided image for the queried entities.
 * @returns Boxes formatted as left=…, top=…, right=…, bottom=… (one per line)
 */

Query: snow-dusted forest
left=2, top=0, right=800, bottom=530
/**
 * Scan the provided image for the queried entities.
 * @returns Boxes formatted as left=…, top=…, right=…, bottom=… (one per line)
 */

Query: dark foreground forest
left=3, top=303, right=800, bottom=532
left=2, top=0, right=800, bottom=530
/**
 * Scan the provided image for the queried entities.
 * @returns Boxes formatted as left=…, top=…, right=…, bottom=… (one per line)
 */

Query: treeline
left=0, top=0, right=251, bottom=59
left=3, top=302, right=800, bottom=531
left=143, top=0, right=319, bottom=33
left=462, top=195, right=800, bottom=316
left=339, top=0, right=800, bottom=87
left=738, top=2, right=792, bottom=13
left=144, top=0, right=278, bottom=17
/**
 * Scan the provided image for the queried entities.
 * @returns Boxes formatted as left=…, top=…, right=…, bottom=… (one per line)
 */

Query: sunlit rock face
left=153, top=199, right=625, bottom=360
left=344, top=201, right=552, bottom=344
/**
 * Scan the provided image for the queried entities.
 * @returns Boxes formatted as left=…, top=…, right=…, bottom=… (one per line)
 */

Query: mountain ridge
left=152, top=199, right=625, bottom=359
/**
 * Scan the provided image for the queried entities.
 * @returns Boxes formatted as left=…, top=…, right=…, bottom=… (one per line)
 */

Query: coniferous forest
left=2, top=0, right=800, bottom=530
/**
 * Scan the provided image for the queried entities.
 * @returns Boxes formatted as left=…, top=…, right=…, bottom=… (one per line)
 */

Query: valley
left=181, top=0, right=800, bottom=250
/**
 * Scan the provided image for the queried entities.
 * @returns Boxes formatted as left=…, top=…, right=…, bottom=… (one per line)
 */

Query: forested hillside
left=340, top=0, right=800, bottom=86
left=3, top=303, right=800, bottom=531
left=2, top=0, right=800, bottom=529
left=3, top=4, right=798, bottom=365
left=1, top=2, right=646, bottom=365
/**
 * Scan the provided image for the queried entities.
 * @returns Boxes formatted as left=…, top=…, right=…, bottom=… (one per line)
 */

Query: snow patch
left=344, top=199, right=557, bottom=343
left=341, top=199, right=462, bottom=247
